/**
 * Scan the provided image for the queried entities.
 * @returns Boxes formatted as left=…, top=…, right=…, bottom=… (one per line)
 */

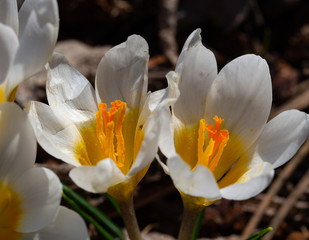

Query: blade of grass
left=192, top=208, right=205, bottom=240
left=106, top=193, right=121, bottom=215
left=62, top=192, right=114, bottom=240
left=246, top=227, right=272, bottom=240
left=62, top=184, right=124, bottom=240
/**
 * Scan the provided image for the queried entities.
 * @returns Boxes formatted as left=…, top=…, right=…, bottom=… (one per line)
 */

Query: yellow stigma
left=96, top=100, right=126, bottom=169
left=193, top=116, right=229, bottom=172
left=0, top=183, right=23, bottom=239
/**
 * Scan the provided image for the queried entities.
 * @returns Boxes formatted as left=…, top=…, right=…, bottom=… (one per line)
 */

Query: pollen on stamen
left=196, top=116, right=229, bottom=172
left=96, top=100, right=127, bottom=169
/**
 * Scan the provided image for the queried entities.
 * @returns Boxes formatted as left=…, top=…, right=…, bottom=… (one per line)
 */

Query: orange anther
left=96, top=100, right=127, bottom=168
left=196, top=116, right=229, bottom=172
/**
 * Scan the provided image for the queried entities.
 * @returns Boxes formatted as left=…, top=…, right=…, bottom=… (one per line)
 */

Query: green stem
left=117, top=195, right=142, bottom=240
left=178, top=195, right=205, bottom=240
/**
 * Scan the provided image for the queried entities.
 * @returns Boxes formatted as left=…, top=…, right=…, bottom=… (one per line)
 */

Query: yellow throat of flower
left=0, top=82, right=18, bottom=104
left=0, top=183, right=23, bottom=239
left=176, top=116, right=229, bottom=173
left=96, top=100, right=126, bottom=169
left=75, top=99, right=144, bottom=176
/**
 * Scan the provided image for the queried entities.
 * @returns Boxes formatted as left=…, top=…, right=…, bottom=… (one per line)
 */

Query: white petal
left=69, top=165, right=105, bottom=193
left=142, top=70, right=180, bottom=173
left=0, top=0, right=18, bottom=33
left=23, top=206, right=89, bottom=240
left=256, top=110, right=309, bottom=168
left=13, top=167, right=62, bottom=232
left=46, top=53, right=98, bottom=124
left=128, top=109, right=160, bottom=176
left=167, top=155, right=221, bottom=201
left=129, top=71, right=180, bottom=176
left=0, top=24, right=18, bottom=86
left=158, top=106, right=177, bottom=159
left=95, top=35, right=149, bottom=109
left=173, top=29, right=217, bottom=125
left=206, top=54, right=272, bottom=144
left=7, top=0, right=59, bottom=96
left=26, top=101, right=82, bottom=166
left=148, top=71, right=180, bottom=112
left=205, top=54, right=272, bottom=179
left=69, top=158, right=127, bottom=193
left=139, top=71, right=179, bottom=160
left=0, top=102, right=36, bottom=182
left=220, top=161, right=274, bottom=200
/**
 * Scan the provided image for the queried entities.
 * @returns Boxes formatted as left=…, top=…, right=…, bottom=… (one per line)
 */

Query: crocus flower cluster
left=1, top=0, right=308, bottom=238
left=27, top=26, right=309, bottom=239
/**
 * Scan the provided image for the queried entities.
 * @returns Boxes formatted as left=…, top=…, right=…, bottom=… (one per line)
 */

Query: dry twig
left=158, top=0, right=179, bottom=66
left=270, top=79, right=309, bottom=119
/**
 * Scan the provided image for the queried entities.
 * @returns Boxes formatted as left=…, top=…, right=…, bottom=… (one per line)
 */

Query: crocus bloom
left=27, top=35, right=160, bottom=200
left=159, top=29, right=309, bottom=205
left=0, top=102, right=89, bottom=239
left=0, top=0, right=59, bottom=103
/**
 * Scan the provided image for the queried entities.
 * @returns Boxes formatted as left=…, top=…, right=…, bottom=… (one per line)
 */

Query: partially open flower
left=0, top=102, right=88, bottom=239
left=27, top=35, right=160, bottom=201
left=0, top=0, right=59, bottom=103
left=159, top=29, right=309, bottom=206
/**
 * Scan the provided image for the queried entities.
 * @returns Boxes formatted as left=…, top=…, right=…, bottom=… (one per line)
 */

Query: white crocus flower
left=0, top=102, right=89, bottom=240
left=0, top=0, right=59, bottom=103
left=159, top=29, right=309, bottom=206
left=27, top=35, right=160, bottom=201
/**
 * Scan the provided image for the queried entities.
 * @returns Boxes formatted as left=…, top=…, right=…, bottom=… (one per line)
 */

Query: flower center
left=195, top=116, right=229, bottom=172
left=96, top=100, right=126, bottom=169
left=0, top=183, right=23, bottom=239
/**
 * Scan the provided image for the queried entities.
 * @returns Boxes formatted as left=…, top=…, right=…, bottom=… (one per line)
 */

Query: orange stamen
left=96, top=100, right=127, bottom=168
left=196, top=116, right=229, bottom=172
